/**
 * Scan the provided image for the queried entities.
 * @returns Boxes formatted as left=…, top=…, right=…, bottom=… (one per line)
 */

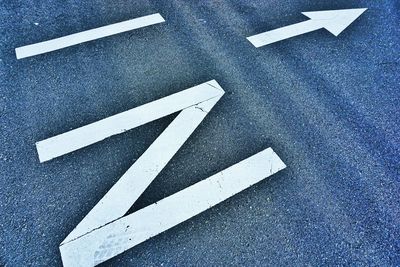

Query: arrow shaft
left=247, top=19, right=322, bottom=47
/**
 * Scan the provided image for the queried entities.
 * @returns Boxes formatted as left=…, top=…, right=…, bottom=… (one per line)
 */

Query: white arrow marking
left=247, top=8, right=367, bottom=47
left=15, top=13, right=165, bottom=59
left=37, top=81, right=286, bottom=266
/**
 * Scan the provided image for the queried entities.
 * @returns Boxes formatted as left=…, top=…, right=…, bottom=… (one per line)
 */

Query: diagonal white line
left=15, top=13, right=165, bottom=59
left=62, top=91, right=224, bottom=244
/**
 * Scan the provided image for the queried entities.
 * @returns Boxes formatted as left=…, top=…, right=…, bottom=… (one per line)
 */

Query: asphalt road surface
left=1, top=0, right=399, bottom=266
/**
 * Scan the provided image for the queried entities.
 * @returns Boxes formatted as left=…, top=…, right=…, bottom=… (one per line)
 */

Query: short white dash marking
left=15, top=13, right=165, bottom=59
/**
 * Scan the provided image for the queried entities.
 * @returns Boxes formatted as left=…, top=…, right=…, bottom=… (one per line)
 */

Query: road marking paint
left=60, top=148, right=286, bottom=266
left=15, top=13, right=165, bottom=59
left=36, top=80, right=286, bottom=266
left=247, top=8, right=367, bottom=47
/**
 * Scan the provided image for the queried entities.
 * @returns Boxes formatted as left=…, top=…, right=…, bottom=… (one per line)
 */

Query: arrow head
left=302, top=8, right=367, bottom=36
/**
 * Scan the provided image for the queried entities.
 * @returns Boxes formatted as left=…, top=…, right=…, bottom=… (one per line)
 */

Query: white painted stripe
left=15, top=13, right=165, bottom=59
left=36, top=80, right=224, bottom=163
left=60, top=148, right=286, bottom=266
